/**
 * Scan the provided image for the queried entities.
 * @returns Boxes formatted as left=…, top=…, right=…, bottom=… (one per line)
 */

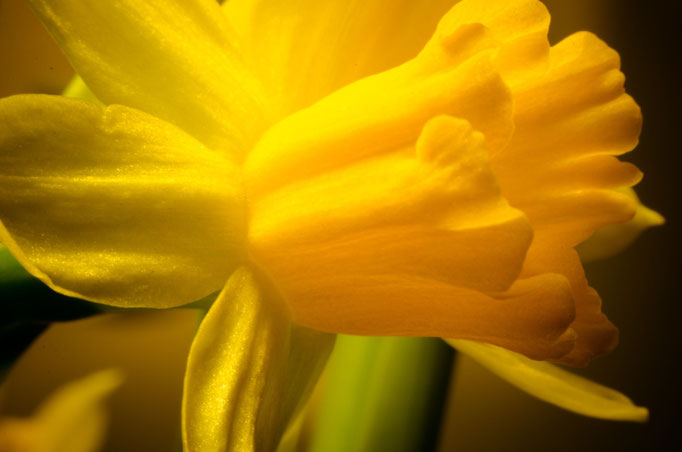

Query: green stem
left=309, top=335, right=455, bottom=452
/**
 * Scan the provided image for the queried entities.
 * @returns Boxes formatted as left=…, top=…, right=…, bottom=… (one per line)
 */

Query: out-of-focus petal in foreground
left=577, top=188, right=665, bottom=262
left=0, top=369, right=122, bottom=452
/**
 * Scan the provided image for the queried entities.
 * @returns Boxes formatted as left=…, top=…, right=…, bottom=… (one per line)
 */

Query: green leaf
left=310, top=336, right=454, bottom=452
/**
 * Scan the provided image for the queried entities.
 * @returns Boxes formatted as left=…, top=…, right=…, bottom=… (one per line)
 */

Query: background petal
left=0, top=369, right=123, bottom=452
left=27, top=0, right=268, bottom=156
left=0, top=95, right=246, bottom=308
left=183, top=267, right=334, bottom=452
left=223, top=0, right=456, bottom=116
left=577, top=188, right=665, bottom=262
left=449, top=339, right=648, bottom=422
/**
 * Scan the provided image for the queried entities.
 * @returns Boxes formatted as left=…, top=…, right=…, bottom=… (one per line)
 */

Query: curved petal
left=494, top=31, right=643, bottom=246
left=183, top=267, right=334, bottom=452
left=0, top=95, right=246, bottom=308
left=577, top=188, right=665, bottom=262
left=449, top=339, right=648, bottom=422
left=27, top=0, right=267, bottom=155
left=223, top=0, right=457, bottom=116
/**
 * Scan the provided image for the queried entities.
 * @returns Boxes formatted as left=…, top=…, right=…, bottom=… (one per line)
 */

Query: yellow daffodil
left=0, top=0, right=658, bottom=449
left=0, top=369, right=122, bottom=452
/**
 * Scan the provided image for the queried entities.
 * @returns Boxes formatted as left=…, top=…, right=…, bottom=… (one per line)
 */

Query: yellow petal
left=432, top=0, right=551, bottom=84
left=27, top=0, right=267, bottom=155
left=248, top=117, right=576, bottom=360
left=250, top=116, right=532, bottom=294
left=577, top=187, right=665, bottom=262
left=273, top=272, right=575, bottom=361
left=0, top=95, right=246, bottom=308
left=244, top=1, right=553, bottom=195
left=183, top=267, right=334, bottom=452
left=245, top=32, right=513, bottom=197
left=449, top=339, right=648, bottom=422
left=0, top=369, right=123, bottom=452
left=223, top=0, right=457, bottom=116
left=493, top=31, right=643, bottom=246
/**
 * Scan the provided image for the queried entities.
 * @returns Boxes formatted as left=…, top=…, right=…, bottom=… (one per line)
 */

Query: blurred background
left=0, top=0, right=680, bottom=450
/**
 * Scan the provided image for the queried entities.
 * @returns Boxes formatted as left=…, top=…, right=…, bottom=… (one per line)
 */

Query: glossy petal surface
left=183, top=267, right=334, bottom=452
left=0, top=95, right=246, bottom=308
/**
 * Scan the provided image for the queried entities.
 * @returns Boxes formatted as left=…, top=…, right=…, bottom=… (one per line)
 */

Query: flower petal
left=276, top=272, right=576, bottom=361
left=245, top=30, right=513, bottom=197
left=0, top=95, right=246, bottom=308
left=182, top=267, right=334, bottom=452
left=250, top=117, right=532, bottom=294
left=577, top=188, right=665, bottom=262
left=35, top=370, right=123, bottom=452
left=223, top=0, right=457, bottom=115
left=493, top=31, right=643, bottom=246
left=225, top=0, right=550, bottom=119
left=250, top=117, right=577, bottom=360
left=449, top=339, right=649, bottom=422
left=27, top=0, right=267, bottom=155
left=521, top=239, right=618, bottom=366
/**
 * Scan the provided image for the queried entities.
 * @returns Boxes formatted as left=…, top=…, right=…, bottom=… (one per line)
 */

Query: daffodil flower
left=0, top=0, right=657, bottom=450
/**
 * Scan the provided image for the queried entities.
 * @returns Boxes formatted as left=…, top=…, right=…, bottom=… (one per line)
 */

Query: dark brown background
left=1, top=1, right=680, bottom=451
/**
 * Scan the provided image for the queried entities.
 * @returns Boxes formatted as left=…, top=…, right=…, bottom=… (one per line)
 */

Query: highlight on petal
left=27, top=0, right=268, bottom=155
left=224, top=0, right=457, bottom=116
left=0, top=95, right=246, bottom=308
left=0, top=369, right=123, bottom=452
left=493, top=31, right=643, bottom=246
left=577, top=188, right=665, bottom=262
left=449, top=339, right=649, bottom=422
left=183, top=267, right=335, bottom=452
